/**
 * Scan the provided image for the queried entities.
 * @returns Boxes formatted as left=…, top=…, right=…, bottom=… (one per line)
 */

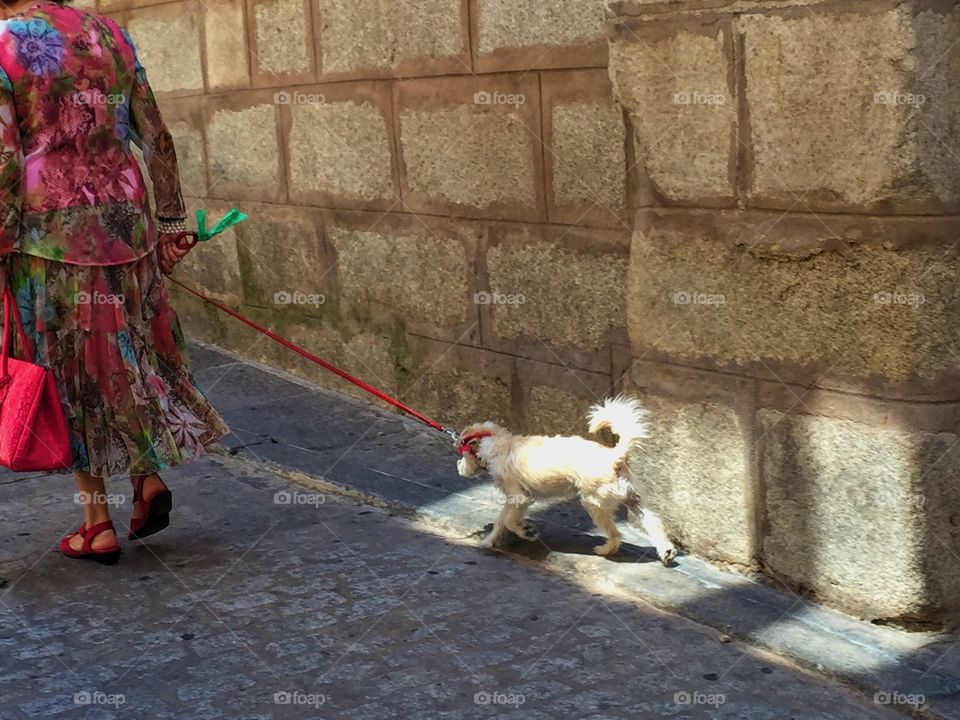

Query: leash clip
left=444, top=428, right=460, bottom=443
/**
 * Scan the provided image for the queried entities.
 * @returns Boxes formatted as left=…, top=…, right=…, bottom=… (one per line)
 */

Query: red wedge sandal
left=128, top=475, right=172, bottom=541
left=59, top=520, right=122, bottom=565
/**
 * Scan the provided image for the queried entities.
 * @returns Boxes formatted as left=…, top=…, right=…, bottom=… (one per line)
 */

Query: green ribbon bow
left=194, top=208, right=248, bottom=242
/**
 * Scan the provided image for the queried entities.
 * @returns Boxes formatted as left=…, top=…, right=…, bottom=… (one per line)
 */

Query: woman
left=0, top=0, right=229, bottom=562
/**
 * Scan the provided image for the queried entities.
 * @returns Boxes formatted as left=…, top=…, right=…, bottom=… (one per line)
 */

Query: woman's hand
left=157, top=232, right=193, bottom=275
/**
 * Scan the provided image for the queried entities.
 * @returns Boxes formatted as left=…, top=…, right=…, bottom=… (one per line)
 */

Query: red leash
left=169, top=278, right=458, bottom=441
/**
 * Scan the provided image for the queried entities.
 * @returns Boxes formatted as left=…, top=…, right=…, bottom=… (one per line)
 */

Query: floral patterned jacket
left=0, top=1, right=184, bottom=265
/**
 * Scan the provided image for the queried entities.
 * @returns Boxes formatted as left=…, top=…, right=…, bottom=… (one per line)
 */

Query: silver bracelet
left=157, top=217, right=188, bottom=234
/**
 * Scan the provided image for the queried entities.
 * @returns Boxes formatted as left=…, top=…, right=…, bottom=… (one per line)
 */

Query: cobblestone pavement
left=0, top=452, right=912, bottom=720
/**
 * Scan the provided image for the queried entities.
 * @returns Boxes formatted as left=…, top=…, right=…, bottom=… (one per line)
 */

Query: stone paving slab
left=0, top=452, right=915, bottom=719
left=186, top=341, right=960, bottom=719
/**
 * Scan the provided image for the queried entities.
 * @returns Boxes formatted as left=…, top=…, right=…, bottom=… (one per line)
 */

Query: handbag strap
left=1, top=285, right=34, bottom=381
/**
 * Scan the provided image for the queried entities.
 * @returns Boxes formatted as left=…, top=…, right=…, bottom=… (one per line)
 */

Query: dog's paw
left=593, top=541, right=621, bottom=557
left=478, top=532, right=499, bottom=549
left=515, top=522, right=539, bottom=542
left=658, top=546, right=678, bottom=566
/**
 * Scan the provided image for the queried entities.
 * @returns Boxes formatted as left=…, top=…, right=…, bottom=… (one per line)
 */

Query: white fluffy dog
left=455, top=396, right=677, bottom=564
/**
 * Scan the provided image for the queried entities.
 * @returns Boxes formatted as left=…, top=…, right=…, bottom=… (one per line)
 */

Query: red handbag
left=0, top=285, right=72, bottom=472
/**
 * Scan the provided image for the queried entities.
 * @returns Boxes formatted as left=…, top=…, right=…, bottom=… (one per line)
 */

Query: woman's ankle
left=83, top=504, right=112, bottom=527
left=75, top=470, right=111, bottom=527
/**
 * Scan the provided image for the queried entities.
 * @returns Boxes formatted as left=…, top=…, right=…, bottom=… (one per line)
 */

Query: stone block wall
left=102, top=0, right=960, bottom=624
left=610, top=0, right=960, bottom=626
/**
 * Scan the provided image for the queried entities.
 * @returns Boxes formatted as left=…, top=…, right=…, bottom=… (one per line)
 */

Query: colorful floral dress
left=0, top=1, right=228, bottom=477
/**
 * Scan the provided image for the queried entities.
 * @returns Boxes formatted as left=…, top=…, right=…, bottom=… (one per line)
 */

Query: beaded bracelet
left=157, top=217, right=188, bottom=234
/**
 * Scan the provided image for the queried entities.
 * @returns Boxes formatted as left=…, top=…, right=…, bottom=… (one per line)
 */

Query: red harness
left=457, top=431, right=493, bottom=456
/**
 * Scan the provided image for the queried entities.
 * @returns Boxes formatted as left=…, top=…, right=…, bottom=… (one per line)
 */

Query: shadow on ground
left=0, top=452, right=913, bottom=720
left=2, top=341, right=954, bottom=718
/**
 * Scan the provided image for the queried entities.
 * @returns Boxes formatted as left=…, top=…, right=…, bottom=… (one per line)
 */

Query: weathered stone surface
left=174, top=219, right=242, bottom=304
left=108, top=0, right=194, bottom=7
left=170, top=287, right=230, bottom=348
left=475, top=0, right=607, bottom=54
left=416, top=366, right=513, bottom=430
left=913, top=6, right=960, bottom=210
left=486, top=229, right=627, bottom=351
left=287, top=98, right=394, bottom=203
left=328, top=222, right=471, bottom=329
left=740, top=7, right=960, bottom=212
left=760, top=409, right=960, bottom=620
left=609, top=18, right=735, bottom=205
left=400, top=110, right=536, bottom=213
left=396, top=76, right=543, bottom=221
left=627, top=214, right=960, bottom=395
left=551, top=101, right=626, bottom=212
left=406, top=340, right=514, bottom=429
left=252, top=0, right=313, bottom=77
left=204, top=0, right=250, bottom=90
left=526, top=386, right=596, bottom=437
left=624, top=366, right=755, bottom=566
left=758, top=382, right=960, bottom=437
left=630, top=206, right=960, bottom=260
left=168, top=120, right=207, bottom=197
left=219, top=303, right=295, bottom=368
left=543, top=68, right=634, bottom=226
left=233, top=210, right=327, bottom=310
left=918, top=432, right=960, bottom=619
left=367, top=335, right=518, bottom=430
left=610, top=0, right=736, bottom=14
left=516, top=356, right=612, bottom=435
left=205, top=102, right=281, bottom=199
left=126, top=3, right=204, bottom=94
left=337, top=331, right=399, bottom=396
left=316, top=0, right=465, bottom=76
left=283, top=323, right=399, bottom=399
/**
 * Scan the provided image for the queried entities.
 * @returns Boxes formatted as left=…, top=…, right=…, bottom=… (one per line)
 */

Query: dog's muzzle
left=456, top=430, right=493, bottom=456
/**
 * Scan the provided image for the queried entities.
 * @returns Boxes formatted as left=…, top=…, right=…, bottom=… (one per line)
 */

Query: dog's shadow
left=477, top=522, right=675, bottom=566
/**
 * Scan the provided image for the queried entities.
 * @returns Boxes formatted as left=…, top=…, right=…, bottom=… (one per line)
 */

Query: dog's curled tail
left=587, top=395, right=649, bottom=458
